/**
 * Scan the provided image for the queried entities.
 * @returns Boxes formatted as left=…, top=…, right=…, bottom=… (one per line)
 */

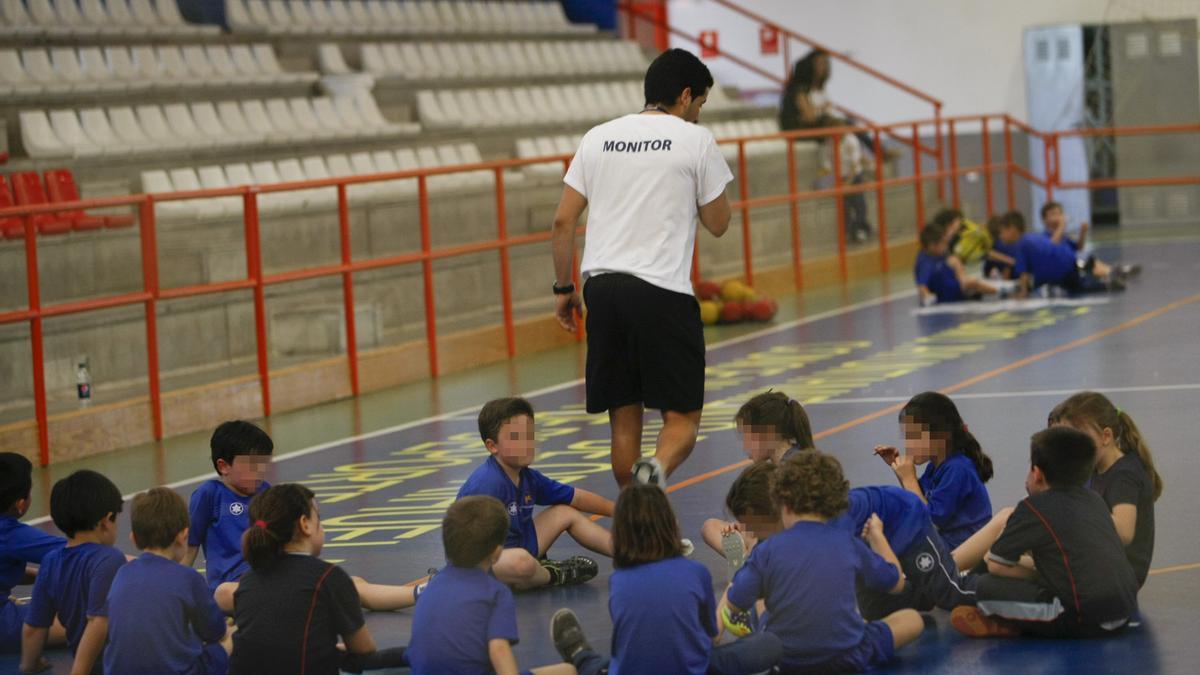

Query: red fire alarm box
left=699, top=30, right=719, bottom=58
left=760, top=25, right=779, bottom=55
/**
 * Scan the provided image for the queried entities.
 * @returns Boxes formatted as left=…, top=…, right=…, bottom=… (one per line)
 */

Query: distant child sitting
left=915, top=223, right=1000, bottom=306
left=983, top=213, right=1019, bottom=279
left=21, top=470, right=127, bottom=675
left=1050, top=392, right=1161, bottom=587
left=229, top=483, right=405, bottom=675
left=952, top=427, right=1138, bottom=638
left=456, top=398, right=614, bottom=590
left=188, top=421, right=415, bottom=613
left=550, top=485, right=782, bottom=675
left=874, top=392, right=993, bottom=549
left=724, top=452, right=923, bottom=673
left=1, top=453, right=66, bottom=656
left=994, top=210, right=1121, bottom=295
left=104, top=488, right=230, bottom=675
left=407, top=496, right=575, bottom=675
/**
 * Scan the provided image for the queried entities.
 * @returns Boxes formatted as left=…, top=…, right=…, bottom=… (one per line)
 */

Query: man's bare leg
left=656, top=409, right=702, bottom=477
left=609, top=403, right=644, bottom=487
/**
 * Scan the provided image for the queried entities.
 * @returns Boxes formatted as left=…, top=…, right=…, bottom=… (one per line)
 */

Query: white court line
left=795, top=383, right=1200, bottom=406
left=28, top=288, right=917, bottom=525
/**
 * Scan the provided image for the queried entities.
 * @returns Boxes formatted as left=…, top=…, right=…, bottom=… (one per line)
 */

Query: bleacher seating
left=0, top=169, right=127, bottom=238
left=0, top=0, right=219, bottom=38
left=0, top=44, right=317, bottom=101
left=225, top=0, right=594, bottom=36
left=18, top=91, right=417, bottom=160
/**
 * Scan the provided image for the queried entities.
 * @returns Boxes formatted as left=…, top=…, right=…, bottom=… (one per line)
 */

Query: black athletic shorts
left=582, top=272, right=705, bottom=414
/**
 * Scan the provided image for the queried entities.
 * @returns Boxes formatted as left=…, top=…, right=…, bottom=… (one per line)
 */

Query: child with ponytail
left=1049, top=392, right=1161, bottom=587
left=875, top=392, right=993, bottom=550
left=229, top=484, right=404, bottom=675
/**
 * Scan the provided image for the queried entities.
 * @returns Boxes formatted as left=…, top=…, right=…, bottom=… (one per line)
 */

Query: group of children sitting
left=915, top=203, right=1141, bottom=306
left=1, top=385, right=1160, bottom=673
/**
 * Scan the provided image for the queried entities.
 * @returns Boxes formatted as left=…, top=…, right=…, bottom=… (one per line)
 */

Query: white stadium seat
left=19, top=110, right=73, bottom=158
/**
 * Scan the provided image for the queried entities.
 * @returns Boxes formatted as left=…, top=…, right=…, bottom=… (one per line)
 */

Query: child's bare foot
left=951, top=606, right=1020, bottom=638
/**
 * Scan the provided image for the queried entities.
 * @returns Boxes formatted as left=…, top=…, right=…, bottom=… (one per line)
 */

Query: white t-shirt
left=564, top=113, right=734, bottom=296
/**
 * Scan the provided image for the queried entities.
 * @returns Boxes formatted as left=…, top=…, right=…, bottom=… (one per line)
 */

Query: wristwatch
left=552, top=282, right=576, bottom=295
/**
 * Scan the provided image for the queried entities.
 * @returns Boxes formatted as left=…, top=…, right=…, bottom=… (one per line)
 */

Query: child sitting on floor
left=550, top=484, right=782, bottom=675
left=456, top=397, right=614, bottom=590
left=704, top=462, right=788, bottom=574
left=953, top=427, right=1138, bottom=638
left=915, top=223, right=1000, bottom=306
left=20, top=470, right=127, bottom=675
left=724, top=452, right=923, bottom=673
left=407, top=496, right=575, bottom=675
left=0, top=453, right=66, bottom=657
left=994, top=211, right=1122, bottom=295
left=104, top=487, right=230, bottom=675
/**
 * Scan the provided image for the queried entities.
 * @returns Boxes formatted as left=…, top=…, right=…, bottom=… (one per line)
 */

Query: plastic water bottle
left=76, top=361, right=92, bottom=406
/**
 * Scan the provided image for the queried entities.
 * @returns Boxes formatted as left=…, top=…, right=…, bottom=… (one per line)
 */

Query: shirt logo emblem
left=524, top=494, right=533, bottom=505
left=915, top=552, right=935, bottom=573
left=508, top=502, right=518, bottom=516
left=229, top=502, right=245, bottom=516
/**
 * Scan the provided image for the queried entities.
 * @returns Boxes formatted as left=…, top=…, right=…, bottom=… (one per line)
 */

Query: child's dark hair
left=1002, top=210, right=1026, bottom=233
left=932, top=208, right=964, bottom=229
left=242, top=483, right=315, bottom=571
left=1040, top=200, right=1063, bottom=220
left=644, top=48, right=714, bottom=108
left=726, top=462, right=779, bottom=521
left=1030, top=427, right=1096, bottom=489
left=477, top=397, right=534, bottom=444
left=1049, top=392, right=1162, bottom=500
left=0, top=452, right=33, bottom=511
left=771, top=451, right=849, bottom=520
left=612, top=484, right=683, bottom=568
left=735, top=391, right=814, bottom=451
left=50, top=470, right=123, bottom=538
left=920, top=223, right=946, bottom=250
left=130, top=487, right=189, bottom=550
left=900, top=392, right=993, bottom=482
left=210, top=420, right=273, bottom=472
left=443, top=496, right=509, bottom=568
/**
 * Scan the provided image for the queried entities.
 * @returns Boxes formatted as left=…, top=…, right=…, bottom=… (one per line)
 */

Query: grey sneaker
left=632, top=457, right=666, bottom=489
left=551, top=608, right=592, bottom=663
left=722, top=530, right=747, bottom=574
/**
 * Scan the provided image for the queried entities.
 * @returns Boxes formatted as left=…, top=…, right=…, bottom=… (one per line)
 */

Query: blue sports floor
left=9, top=233, right=1200, bottom=673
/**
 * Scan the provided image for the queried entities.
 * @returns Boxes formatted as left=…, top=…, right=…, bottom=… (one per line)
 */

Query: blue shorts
left=1, top=600, right=28, bottom=654
left=798, top=621, right=894, bottom=674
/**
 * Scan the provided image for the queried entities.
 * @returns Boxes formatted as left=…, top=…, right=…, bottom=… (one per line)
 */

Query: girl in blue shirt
left=875, top=392, right=994, bottom=550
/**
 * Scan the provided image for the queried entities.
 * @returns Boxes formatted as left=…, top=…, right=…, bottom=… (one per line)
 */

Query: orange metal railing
left=3, top=115, right=1198, bottom=465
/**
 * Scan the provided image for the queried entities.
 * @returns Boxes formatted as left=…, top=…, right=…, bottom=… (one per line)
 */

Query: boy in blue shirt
left=457, top=397, right=615, bottom=589
left=1, top=453, right=66, bottom=656
left=914, top=224, right=998, bottom=306
left=995, top=211, right=1121, bottom=296
left=407, top=495, right=574, bottom=675
left=725, top=452, right=923, bottom=672
left=21, top=470, right=127, bottom=675
left=105, top=487, right=229, bottom=674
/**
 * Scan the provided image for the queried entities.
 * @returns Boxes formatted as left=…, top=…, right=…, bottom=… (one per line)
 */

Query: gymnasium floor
left=9, top=227, right=1200, bottom=673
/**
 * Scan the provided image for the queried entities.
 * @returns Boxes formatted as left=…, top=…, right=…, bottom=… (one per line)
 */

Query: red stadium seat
left=44, top=168, right=134, bottom=230
left=1, top=175, right=26, bottom=239
left=11, top=172, right=73, bottom=235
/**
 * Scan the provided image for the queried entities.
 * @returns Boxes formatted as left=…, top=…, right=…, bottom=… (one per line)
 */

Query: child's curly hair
left=771, top=451, right=850, bottom=520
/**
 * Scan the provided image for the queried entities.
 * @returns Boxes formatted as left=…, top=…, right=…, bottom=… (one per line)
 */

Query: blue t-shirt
left=188, top=479, right=270, bottom=589
left=455, top=456, right=576, bottom=555
left=609, top=557, right=716, bottom=675
left=727, top=521, right=898, bottom=670
left=917, top=453, right=992, bottom=549
left=914, top=251, right=963, bottom=303
left=104, top=553, right=228, bottom=675
left=406, top=565, right=520, bottom=674
left=25, top=542, right=126, bottom=652
left=1014, top=233, right=1077, bottom=286
left=830, top=485, right=929, bottom=556
left=0, top=515, right=65, bottom=610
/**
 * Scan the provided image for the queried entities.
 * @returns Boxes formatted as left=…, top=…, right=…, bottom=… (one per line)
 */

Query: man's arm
left=551, top=185, right=587, bottom=332
left=571, top=488, right=614, bottom=518
left=70, top=616, right=108, bottom=675
left=698, top=193, right=731, bottom=238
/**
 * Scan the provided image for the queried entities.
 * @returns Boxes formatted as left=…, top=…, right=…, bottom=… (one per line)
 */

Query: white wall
left=668, top=0, right=1198, bottom=124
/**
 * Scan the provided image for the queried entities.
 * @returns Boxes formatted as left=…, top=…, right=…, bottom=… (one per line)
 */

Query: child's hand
left=891, top=454, right=918, bottom=481
left=874, top=445, right=899, bottom=466
left=861, top=513, right=886, bottom=543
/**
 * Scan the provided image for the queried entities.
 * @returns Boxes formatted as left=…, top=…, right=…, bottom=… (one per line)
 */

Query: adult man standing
left=550, top=48, right=733, bottom=488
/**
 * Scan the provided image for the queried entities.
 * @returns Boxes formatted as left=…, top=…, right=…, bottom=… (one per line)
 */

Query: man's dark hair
left=443, top=496, right=509, bottom=568
left=130, top=487, right=189, bottom=550
left=1030, top=427, right=1096, bottom=489
left=1002, top=210, right=1027, bottom=233
left=50, top=470, right=123, bottom=538
left=1040, top=200, right=1063, bottom=220
left=477, top=397, right=534, bottom=444
left=0, top=452, right=33, bottom=512
left=210, top=420, right=274, bottom=472
left=644, top=48, right=714, bottom=108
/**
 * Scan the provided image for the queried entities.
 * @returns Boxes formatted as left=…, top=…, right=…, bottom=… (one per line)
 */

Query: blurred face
left=815, top=54, right=831, bottom=79
left=489, top=415, right=536, bottom=470
left=736, top=511, right=782, bottom=541
left=1043, top=206, right=1064, bottom=229
left=924, top=239, right=948, bottom=256
left=682, top=87, right=708, bottom=123
left=218, top=455, right=269, bottom=497
left=998, top=224, right=1021, bottom=245
left=738, top=421, right=783, bottom=462
left=901, top=417, right=946, bottom=464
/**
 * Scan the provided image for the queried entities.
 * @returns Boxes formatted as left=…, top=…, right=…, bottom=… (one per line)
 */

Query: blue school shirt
left=455, top=456, right=576, bottom=556
left=914, top=251, right=964, bottom=302
left=609, top=557, right=716, bottom=675
left=104, top=553, right=227, bottom=675
left=727, top=521, right=898, bottom=670
left=25, top=542, right=125, bottom=652
left=0, top=515, right=65, bottom=611
left=188, top=479, right=270, bottom=589
left=406, top=565, right=520, bottom=674
left=830, top=485, right=929, bottom=556
left=918, top=453, right=992, bottom=550
left=1015, top=233, right=1076, bottom=286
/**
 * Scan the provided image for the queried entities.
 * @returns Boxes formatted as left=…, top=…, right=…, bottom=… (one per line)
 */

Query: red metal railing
left=3, top=115, right=1197, bottom=465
